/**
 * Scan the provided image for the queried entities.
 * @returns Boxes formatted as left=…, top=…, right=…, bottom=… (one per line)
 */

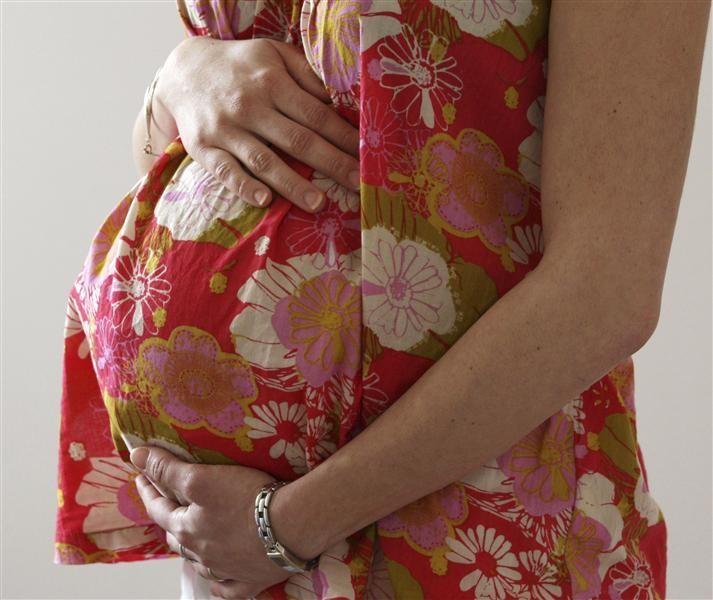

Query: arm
left=270, top=0, right=711, bottom=560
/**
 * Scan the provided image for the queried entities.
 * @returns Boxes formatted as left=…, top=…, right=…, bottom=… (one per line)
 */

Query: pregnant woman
left=54, top=1, right=710, bottom=599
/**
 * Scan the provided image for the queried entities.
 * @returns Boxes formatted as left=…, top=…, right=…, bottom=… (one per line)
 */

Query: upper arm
left=538, top=0, right=710, bottom=332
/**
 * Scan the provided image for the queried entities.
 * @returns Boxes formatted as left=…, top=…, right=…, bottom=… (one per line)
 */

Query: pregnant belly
left=76, top=138, right=363, bottom=482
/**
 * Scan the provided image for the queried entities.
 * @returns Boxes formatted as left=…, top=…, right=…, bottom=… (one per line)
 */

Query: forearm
left=271, top=255, right=653, bottom=559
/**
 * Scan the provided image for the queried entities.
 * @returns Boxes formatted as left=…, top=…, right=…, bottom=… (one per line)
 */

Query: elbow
left=617, top=302, right=660, bottom=356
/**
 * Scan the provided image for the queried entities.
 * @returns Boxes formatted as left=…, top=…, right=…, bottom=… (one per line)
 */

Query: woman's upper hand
left=155, top=35, right=360, bottom=213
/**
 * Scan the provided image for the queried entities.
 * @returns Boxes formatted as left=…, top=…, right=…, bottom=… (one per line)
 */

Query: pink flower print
left=157, top=161, right=244, bottom=241
left=90, top=316, right=134, bottom=397
left=301, top=0, right=362, bottom=93
left=272, top=271, right=360, bottom=388
left=110, top=251, right=171, bottom=337
left=379, top=483, right=468, bottom=556
left=498, top=413, right=576, bottom=517
left=285, top=202, right=359, bottom=268
left=564, top=511, right=611, bottom=600
left=387, top=128, right=433, bottom=216
left=75, top=455, right=162, bottom=552
left=84, top=194, right=132, bottom=285
left=422, top=129, right=530, bottom=267
left=136, top=326, right=258, bottom=437
left=359, top=96, right=403, bottom=184
left=608, top=554, right=655, bottom=600
left=378, top=24, right=463, bottom=128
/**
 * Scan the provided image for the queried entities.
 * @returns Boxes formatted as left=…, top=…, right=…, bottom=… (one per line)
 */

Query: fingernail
left=348, top=170, right=360, bottom=190
left=130, top=447, right=149, bottom=470
left=254, top=189, right=270, bottom=206
left=304, top=191, right=324, bottom=211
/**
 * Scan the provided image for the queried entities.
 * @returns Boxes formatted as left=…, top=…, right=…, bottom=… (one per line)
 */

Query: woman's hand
left=130, top=446, right=311, bottom=599
left=155, top=35, right=360, bottom=213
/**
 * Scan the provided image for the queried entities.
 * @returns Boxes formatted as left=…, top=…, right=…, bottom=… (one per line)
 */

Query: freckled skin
left=267, top=1, right=711, bottom=562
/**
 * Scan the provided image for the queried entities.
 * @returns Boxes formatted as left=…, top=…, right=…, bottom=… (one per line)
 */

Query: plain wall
left=1, top=2, right=711, bottom=599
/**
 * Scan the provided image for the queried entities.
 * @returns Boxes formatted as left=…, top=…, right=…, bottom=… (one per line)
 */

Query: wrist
left=267, top=479, right=330, bottom=561
left=151, top=73, right=179, bottom=142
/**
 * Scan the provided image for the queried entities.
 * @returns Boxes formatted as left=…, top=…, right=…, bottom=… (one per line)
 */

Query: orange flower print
left=564, top=510, right=611, bottom=599
left=273, top=271, right=361, bottom=388
left=378, top=483, right=469, bottom=575
left=423, top=129, right=529, bottom=271
left=498, top=413, right=576, bottom=517
left=136, top=326, right=258, bottom=439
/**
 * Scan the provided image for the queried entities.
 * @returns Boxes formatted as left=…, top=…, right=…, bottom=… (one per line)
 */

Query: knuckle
left=213, top=160, right=236, bottom=187
left=182, top=465, right=204, bottom=500
left=192, top=537, right=209, bottom=557
left=301, top=101, right=326, bottom=129
left=253, top=68, right=278, bottom=89
left=147, top=453, right=168, bottom=484
left=226, top=92, right=251, bottom=117
left=245, top=148, right=273, bottom=174
left=340, top=127, right=358, bottom=151
left=276, top=173, right=298, bottom=196
left=287, top=126, right=312, bottom=155
left=232, top=176, right=251, bottom=201
left=302, top=58, right=317, bottom=78
left=173, top=525, right=192, bottom=546
left=327, top=154, right=350, bottom=179
left=189, top=134, right=209, bottom=155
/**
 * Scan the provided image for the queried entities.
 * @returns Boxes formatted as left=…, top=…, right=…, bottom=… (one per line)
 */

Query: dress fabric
left=53, top=1, right=667, bottom=598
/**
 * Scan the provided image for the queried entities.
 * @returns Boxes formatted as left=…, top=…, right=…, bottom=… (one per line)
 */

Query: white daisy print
left=68, top=442, right=86, bottom=461
left=362, top=226, right=455, bottom=351
left=445, top=525, right=521, bottom=598
left=512, top=550, right=562, bottom=600
left=254, top=235, right=271, bottom=255
left=244, top=401, right=307, bottom=471
left=506, top=224, right=544, bottom=266
left=377, top=24, right=463, bottom=129
left=110, top=250, right=172, bottom=337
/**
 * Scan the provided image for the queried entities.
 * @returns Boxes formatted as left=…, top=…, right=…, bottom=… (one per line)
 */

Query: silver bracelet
left=142, top=66, right=163, bottom=157
left=254, top=481, right=320, bottom=574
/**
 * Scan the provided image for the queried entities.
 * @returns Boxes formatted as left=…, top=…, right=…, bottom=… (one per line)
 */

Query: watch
left=253, top=480, right=321, bottom=574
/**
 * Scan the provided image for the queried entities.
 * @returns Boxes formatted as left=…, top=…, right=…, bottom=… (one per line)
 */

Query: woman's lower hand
left=155, top=35, right=360, bottom=213
left=130, top=446, right=312, bottom=599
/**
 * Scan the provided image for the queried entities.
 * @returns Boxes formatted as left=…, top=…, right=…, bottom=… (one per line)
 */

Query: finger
left=192, top=562, right=234, bottom=585
left=135, top=474, right=191, bottom=536
left=269, top=40, right=331, bottom=102
left=252, top=109, right=360, bottom=193
left=197, top=146, right=272, bottom=207
left=131, top=446, right=206, bottom=505
left=273, top=80, right=359, bottom=158
left=223, top=132, right=326, bottom=213
left=165, top=530, right=201, bottom=563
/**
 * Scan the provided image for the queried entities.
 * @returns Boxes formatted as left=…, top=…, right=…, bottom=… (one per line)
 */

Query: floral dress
left=54, top=1, right=667, bottom=598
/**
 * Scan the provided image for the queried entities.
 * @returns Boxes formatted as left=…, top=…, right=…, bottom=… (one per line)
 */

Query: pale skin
left=129, top=2, right=711, bottom=598
left=133, top=35, right=361, bottom=212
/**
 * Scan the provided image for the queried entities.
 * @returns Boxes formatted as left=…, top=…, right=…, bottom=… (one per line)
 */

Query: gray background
left=1, top=2, right=711, bottom=599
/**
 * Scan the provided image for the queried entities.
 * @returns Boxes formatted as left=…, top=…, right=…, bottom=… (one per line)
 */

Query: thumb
left=129, top=446, right=150, bottom=471
left=130, top=446, right=186, bottom=502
